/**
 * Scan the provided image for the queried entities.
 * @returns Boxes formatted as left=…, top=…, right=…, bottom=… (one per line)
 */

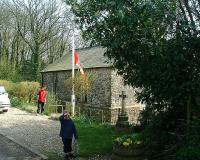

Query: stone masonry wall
left=42, top=68, right=144, bottom=124
left=42, top=68, right=112, bottom=108
left=110, top=70, right=144, bottom=124
left=86, top=68, right=112, bottom=108
left=42, top=71, right=72, bottom=101
left=42, top=72, right=53, bottom=93
left=110, top=70, right=137, bottom=108
left=56, top=71, right=72, bottom=101
left=110, top=106, right=144, bottom=124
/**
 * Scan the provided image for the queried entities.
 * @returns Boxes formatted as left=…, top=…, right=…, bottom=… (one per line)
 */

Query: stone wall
left=110, top=70, right=144, bottom=124
left=110, top=70, right=137, bottom=108
left=74, top=105, right=144, bottom=124
left=86, top=68, right=112, bottom=108
left=42, top=71, right=71, bottom=101
left=75, top=105, right=111, bottom=123
left=110, top=107, right=143, bottom=124
left=42, top=67, right=112, bottom=108
left=42, top=68, right=144, bottom=124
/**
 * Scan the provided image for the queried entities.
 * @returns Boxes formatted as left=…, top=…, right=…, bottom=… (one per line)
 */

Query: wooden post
left=78, top=107, right=81, bottom=117
left=101, top=110, right=104, bottom=123
left=62, top=105, right=63, bottom=113
left=89, top=109, right=92, bottom=117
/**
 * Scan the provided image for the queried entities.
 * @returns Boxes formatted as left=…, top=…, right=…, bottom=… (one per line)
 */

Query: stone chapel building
left=41, top=46, right=144, bottom=124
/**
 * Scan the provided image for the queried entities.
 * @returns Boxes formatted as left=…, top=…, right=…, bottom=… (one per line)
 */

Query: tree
left=11, top=0, right=66, bottom=80
left=66, top=0, right=200, bottom=158
left=0, top=0, right=89, bottom=81
left=3, top=0, right=73, bottom=80
left=64, top=72, right=94, bottom=102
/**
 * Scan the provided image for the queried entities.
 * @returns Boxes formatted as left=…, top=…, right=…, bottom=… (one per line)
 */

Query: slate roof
left=41, top=46, right=112, bottom=73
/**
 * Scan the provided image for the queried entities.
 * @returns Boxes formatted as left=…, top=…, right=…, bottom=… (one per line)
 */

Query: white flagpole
left=71, top=18, right=75, bottom=116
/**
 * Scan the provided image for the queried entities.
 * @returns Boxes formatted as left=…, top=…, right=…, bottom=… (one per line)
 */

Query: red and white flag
left=74, top=51, right=84, bottom=75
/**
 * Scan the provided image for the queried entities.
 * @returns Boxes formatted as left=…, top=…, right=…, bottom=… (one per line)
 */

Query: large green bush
left=10, top=97, right=23, bottom=107
left=0, top=79, right=40, bottom=104
left=67, top=0, right=200, bottom=159
left=13, top=81, right=40, bottom=102
left=0, top=79, right=62, bottom=115
left=176, top=119, right=200, bottom=160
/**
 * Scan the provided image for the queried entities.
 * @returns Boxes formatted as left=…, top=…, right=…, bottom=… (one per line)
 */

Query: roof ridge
left=69, top=45, right=102, bottom=53
left=41, top=46, right=111, bottom=73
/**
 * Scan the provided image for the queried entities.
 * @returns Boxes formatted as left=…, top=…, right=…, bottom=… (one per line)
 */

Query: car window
left=0, top=86, right=6, bottom=93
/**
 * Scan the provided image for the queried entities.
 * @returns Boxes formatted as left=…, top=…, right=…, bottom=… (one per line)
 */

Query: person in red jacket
left=37, top=85, right=47, bottom=114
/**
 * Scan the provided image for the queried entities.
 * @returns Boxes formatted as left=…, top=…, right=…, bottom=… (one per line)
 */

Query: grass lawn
left=46, top=118, right=115, bottom=159
left=14, top=103, right=116, bottom=157
left=74, top=117, right=114, bottom=157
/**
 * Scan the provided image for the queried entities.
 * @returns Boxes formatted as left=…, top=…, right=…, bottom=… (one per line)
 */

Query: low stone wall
left=75, top=105, right=111, bottom=123
left=75, top=104, right=144, bottom=124
left=111, top=105, right=144, bottom=124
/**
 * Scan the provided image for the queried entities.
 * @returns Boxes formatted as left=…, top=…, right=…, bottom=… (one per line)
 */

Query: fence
left=48, top=102, right=111, bottom=123
left=47, top=102, right=142, bottom=124
left=75, top=106, right=109, bottom=123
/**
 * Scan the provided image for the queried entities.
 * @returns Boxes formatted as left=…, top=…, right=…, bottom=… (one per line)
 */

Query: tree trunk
left=32, top=46, right=39, bottom=80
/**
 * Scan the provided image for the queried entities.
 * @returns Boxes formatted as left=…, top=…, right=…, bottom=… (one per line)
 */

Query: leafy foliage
left=0, top=79, right=40, bottom=103
left=66, top=0, right=200, bottom=159
left=0, top=80, right=14, bottom=93
left=67, top=0, right=200, bottom=109
left=0, top=57, right=22, bottom=82
left=176, top=119, right=200, bottom=160
left=44, top=91, right=58, bottom=115
left=13, top=81, right=40, bottom=103
left=64, top=72, right=95, bottom=100
left=0, top=0, right=76, bottom=81
left=10, top=97, right=23, bottom=107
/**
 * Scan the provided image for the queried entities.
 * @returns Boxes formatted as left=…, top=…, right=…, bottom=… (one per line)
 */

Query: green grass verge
left=74, top=117, right=114, bottom=157
left=13, top=103, right=115, bottom=157
left=45, top=152, right=64, bottom=160
left=44, top=118, right=114, bottom=158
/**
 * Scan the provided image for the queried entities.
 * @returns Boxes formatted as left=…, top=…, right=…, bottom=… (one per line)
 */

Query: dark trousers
left=62, top=138, right=72, bottom=153
left=37, top=101, right=44, bottom=113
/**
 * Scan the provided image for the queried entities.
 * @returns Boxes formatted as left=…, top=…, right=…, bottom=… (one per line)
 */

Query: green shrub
left=0, top=80, right=14, bottom=95
left=176, top=146, right=200, bottom=160
left=13, top=81, right=40, bottom=102
left=44, top=92, right=58, bottom=115
left=176, top=119, right=200, bottom=160
left=0, top=80, right=40, bottom=104
left=11, top=97, right=23, bottom=107
left=140, top=106, right=184, bottom=159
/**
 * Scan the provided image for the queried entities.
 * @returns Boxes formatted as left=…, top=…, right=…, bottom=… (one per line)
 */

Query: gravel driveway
left=0, top=108, right=62, bottom=155
left=0, top=108, right=112, bottom=160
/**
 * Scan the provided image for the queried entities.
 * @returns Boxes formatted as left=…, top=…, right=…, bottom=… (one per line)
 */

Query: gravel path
left=0, top=108, right=112, bottom=160
left=0, top=108, right=62, bottom=154
left=0, top=134, right=42, bottom=160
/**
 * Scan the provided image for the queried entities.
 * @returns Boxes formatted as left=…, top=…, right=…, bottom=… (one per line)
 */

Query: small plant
left=11, top=97, right=23, bottom=107
left=44, top=91, right=58, bottom=115
left=64, top=72, right=95, bottom=100
left=113, top=134, right=142, bottom=148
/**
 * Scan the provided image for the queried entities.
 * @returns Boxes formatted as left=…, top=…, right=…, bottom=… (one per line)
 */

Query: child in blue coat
left=59, top=110, right=78, bottom=159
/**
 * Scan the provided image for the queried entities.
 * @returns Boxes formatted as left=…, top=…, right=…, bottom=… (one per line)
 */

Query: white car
left=0, top=86, right=11, bottom=112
